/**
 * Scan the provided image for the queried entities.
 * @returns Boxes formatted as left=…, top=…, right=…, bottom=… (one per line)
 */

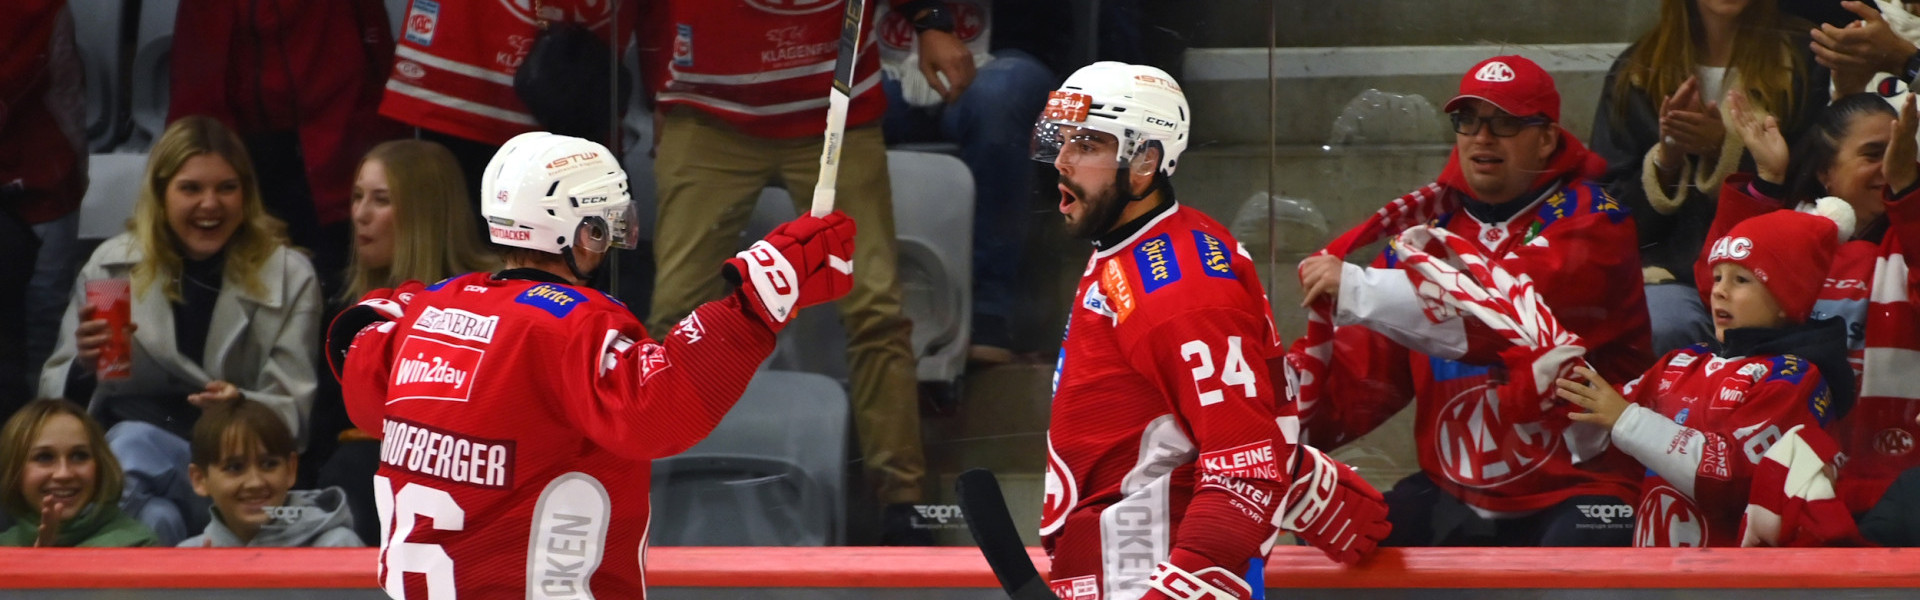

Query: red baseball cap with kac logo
left=1443, top=55, right=1561, bottom=123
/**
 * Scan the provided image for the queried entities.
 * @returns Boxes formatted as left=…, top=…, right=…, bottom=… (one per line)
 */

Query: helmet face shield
left=1032, top=119, right=1125, bottom=171
left=604, top=201, right=639, bottom=250
left=573, top=199, right=638, bottom=252
left=568, top=174, right=638, bottom=252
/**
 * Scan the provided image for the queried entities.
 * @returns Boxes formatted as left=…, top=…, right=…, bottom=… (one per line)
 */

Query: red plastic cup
left=85, top=279, right=132, bottom=380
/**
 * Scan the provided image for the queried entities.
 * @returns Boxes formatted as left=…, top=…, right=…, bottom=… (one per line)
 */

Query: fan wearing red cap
left=1293, top=54, right=1650, bottom=548
left=1703, top=205, right=1848, bottom=338
left=1553, top=202, right=1861, bottom=547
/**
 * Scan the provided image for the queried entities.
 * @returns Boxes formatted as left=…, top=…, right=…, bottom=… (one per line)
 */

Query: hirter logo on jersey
left=1133, top=234, right=1182, bottom=293
left=1193, top=231, right=1235, bottom=280
left=1434, top=383, right=1561, bottom=488
left=517, top=283, right=586, bottom=318
left=390, top=336, right=485, bottom=403
left=1199, top=441, right=1279, bottom=479
left=1635, top=485, right=1706, bottom=547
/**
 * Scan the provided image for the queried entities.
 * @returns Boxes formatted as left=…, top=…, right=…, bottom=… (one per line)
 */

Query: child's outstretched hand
left=1556, top=365, right=1631, bottom=428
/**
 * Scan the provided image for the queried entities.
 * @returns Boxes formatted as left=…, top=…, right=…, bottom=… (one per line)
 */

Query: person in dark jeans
left=878, top=0, right=1069, bottom=362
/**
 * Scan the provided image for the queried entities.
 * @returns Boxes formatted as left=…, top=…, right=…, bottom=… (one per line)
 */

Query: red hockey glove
left=1277, top=446, right=1391, bottom=565
left=326, top=280, right=426, bottom=380
left=1140, top=549, right=1256, bottom=600
left=724, top=211, right=856, bottom=332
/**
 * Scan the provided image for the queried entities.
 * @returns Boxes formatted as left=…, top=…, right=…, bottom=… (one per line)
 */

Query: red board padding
left=1, top=547, right=1917, bottom=589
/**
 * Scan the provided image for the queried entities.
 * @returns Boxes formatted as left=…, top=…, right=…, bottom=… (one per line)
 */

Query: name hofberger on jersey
left=413, top=306, right=500, bottom=343
left=380, top=418, right=514, bottom=489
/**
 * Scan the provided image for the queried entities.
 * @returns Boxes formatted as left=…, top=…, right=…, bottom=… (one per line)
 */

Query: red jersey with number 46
left=1615, top=347, right=1837, bottom=547
left=1042, top=203, right=1292, bottom=600
left=336, top=271, right=775, bottom=599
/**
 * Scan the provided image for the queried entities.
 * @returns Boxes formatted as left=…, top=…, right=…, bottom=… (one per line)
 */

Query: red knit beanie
left=1704, top=198, right=1854, bottom=323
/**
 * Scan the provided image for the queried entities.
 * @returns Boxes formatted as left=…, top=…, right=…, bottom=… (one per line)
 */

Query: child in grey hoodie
left=179, top=399, right=360, bottom=547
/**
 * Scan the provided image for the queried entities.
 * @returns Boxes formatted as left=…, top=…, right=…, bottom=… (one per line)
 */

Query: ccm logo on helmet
left=546, top=152, right=600, bottom=169
left=1708, top=237, right=1753, bottom=261
left=1145, top=115, right=1178, bottom=129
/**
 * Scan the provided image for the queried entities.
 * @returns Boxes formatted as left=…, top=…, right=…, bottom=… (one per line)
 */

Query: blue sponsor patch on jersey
left=1428, top=356, right=1491, bottom=382
left=1133, top=233, right=1182, bottom=293
left=516, top=283, right=587, bottom=318
left=1675, top=408, right=1689, bottom=425
left=1537, top=182, right=1629, bottom=228
left=1193, top=231, right=1235, bottom=280
left=1764, top=355, right=1811, bottom=385
left=1808, top=384, right=1835, bottom=425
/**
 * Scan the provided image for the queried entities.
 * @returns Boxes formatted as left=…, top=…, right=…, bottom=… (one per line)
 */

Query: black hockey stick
left=956, top=468, right=1063, bottom=600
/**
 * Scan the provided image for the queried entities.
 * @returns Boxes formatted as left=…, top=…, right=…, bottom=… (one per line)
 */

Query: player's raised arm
left=562, top=212, right=856, bottom=459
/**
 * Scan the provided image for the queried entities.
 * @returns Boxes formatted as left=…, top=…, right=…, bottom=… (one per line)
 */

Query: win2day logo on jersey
left=391, top=334, right=486, bottom=404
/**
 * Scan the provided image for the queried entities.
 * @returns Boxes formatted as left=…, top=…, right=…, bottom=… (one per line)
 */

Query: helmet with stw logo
left=1032, top=61, right=1190, bottom=177
left=481, top=132, right=638, bottom=255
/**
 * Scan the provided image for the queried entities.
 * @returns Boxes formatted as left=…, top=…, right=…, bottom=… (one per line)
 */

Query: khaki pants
left=650, top=106, right=925, bottom=505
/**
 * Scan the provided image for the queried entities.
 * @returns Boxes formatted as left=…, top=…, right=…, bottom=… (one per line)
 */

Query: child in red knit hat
left=1552, top=203, right=1860, bottom=547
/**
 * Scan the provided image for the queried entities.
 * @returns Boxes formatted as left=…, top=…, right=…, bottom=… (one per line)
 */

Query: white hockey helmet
left=480, top=132, right=637, bottom=255
left=1032, top=61, right=1190, bottom=177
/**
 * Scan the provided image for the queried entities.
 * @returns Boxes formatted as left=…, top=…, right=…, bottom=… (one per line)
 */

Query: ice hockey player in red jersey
left=1036, top=62, right=1391, bottom=600
left=327, top=132, right=855, bottom=598
left=1294, top=55, right=1650, bottom=547
left=1555, top=206, right=1859, bottom=547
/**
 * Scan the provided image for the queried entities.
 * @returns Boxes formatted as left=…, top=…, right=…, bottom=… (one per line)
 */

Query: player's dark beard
left=1061, top=174, right=1129, bottom=240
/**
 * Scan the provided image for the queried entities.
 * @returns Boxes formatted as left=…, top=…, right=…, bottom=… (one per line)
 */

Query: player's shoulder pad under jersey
left=1537, top=180, right=1629, bottom=228
left=516, top=282, right=589, bottom=318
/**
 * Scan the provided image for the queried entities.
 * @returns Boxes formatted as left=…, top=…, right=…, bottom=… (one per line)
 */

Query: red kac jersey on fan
left=337, top=271, right=774, bottom=599
left=1307, top=181, right=1649, bottom=515
left=1042, top=203, right=1291, bottom=600
left=639, top=0, right=923, bottom=139
left=1614, top=347, right=1837, bottom=547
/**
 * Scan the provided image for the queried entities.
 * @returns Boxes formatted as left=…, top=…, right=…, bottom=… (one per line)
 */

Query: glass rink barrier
left=24, top=2, right=1920, bottom=600
left=2, top=547, right=1917, bottom=599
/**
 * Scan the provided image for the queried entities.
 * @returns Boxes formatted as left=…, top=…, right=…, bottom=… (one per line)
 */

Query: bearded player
left=1035, top=62, right=1392, bottom=600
